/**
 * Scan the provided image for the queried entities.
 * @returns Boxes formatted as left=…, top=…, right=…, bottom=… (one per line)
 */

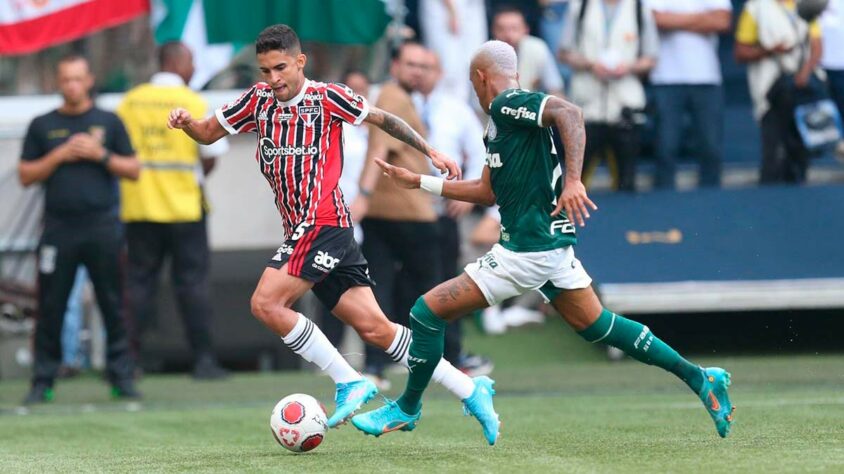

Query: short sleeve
left=641, top=7, right=661, bottom=58
left=215, top=85, right=259, bottom=135
left=110, top=114, right=135, bottom=156
left=491, top=90, right=549, bottom=128
left=325, top=83, right=370, bottom=125
left=20, top=118, right=43, bottom=161
left=735, top=8, right=758, bottom=45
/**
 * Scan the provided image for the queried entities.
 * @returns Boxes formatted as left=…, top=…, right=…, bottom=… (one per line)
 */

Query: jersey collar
left=277, top=79, right=311, bottom=107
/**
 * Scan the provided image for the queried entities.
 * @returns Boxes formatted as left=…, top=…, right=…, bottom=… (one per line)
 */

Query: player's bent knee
left=250, top=290, right=290, bottom=323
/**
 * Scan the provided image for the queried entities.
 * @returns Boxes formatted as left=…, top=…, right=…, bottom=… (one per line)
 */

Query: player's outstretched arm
left=364, top=106, right=461, bottom=179
left=167, top=108, right=228, bottom=145
left=374, top=158, right=495, bottom=206
left=540, top=96, right=597, bottom=227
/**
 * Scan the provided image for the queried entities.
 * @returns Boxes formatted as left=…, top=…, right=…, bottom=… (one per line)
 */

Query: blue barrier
left=574, top=186, right=844, bottom=312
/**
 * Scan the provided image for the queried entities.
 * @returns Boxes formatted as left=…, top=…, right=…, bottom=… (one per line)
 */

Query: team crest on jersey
left=486, top=121, right=497, bottom=140
left=298, top=106, right=321, bottom=126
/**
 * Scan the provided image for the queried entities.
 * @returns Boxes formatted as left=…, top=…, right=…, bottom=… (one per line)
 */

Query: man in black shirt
left=19, top=54, right=141, bottom=404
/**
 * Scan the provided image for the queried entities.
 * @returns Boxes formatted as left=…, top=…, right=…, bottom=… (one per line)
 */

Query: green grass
left=2, top=322, right=843, bottom=473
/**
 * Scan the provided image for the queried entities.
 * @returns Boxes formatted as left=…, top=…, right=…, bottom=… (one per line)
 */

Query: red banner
left=0, top=0, right=149, bottom=55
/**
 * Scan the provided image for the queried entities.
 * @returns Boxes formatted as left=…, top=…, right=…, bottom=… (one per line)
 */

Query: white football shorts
left=464, top=243, right=592, bottom=306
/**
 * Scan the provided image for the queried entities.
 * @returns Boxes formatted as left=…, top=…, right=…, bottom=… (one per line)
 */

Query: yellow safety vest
left=117, top=84, right=207, bottom=223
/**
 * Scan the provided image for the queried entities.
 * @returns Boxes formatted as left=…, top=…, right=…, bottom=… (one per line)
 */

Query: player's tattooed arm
left=540, top=97, right=586, bottom=182
left=365, top=107, right=430, bottom=155
left=540, top=96, right=597, bottom=227
left=365, top=107, right=461, bottom=179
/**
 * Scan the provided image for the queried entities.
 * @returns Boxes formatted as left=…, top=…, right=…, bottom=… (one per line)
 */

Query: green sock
left=578, top=308, right=704, bottom=394
left=396, top=297, right=446, bottom=415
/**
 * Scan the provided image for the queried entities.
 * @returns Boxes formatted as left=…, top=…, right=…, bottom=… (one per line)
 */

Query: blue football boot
left=327, top=378, right=378, bottom=428
left=351, top=399, right=421, bottom=436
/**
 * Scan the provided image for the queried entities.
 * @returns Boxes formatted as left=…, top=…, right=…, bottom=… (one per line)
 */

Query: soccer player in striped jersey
left=166, top=24, right=493, bottom=429
left=353, top=40, right=735, bottom=444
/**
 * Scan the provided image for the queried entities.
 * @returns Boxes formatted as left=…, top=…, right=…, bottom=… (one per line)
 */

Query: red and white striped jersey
left=214, top=79, right=369, bottom=238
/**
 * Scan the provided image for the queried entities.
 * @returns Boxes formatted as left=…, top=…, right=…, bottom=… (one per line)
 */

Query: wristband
left=419, top=175, right=444, bottom=196
left=100, top=150, right=112, bottom=166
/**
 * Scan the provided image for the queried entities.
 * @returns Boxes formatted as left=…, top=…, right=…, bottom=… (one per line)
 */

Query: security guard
left=117, top=42, right=229, bottom=379
left=19, top=54, right=141, bottom=404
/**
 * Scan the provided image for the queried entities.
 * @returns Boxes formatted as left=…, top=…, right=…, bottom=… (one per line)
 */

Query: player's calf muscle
left=552, top=287, right=603, bottom=331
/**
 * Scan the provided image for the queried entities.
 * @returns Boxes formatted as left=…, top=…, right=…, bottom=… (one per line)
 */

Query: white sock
left=390, top=325, right=476, bottom=400
left=282, top=313, right=361, bottom=384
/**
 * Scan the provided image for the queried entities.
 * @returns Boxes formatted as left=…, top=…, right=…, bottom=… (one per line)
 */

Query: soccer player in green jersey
left=352, top=40, right=735, bottom=444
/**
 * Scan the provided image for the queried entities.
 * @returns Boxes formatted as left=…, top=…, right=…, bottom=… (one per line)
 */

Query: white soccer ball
left=270, top=393, right=328, bottom=453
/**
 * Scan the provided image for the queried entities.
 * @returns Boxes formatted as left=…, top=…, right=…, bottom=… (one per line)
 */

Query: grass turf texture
left=2, top=322, right=843, bottom=473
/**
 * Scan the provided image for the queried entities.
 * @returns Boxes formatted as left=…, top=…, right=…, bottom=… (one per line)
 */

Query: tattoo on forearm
left=556, top=104, right=585, bottom=181
left=377, top=110, right=429, bottom=156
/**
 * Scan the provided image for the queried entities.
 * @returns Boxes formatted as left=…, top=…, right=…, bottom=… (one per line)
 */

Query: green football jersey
left=485, top=89, right=577, bottom=252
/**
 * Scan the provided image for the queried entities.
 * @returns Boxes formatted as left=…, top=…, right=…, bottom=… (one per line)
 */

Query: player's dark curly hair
left=256, top=24, right=301, bottom=55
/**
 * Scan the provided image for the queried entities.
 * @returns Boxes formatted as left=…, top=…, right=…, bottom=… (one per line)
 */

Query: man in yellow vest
left=118, top=42, right=229, bottom=379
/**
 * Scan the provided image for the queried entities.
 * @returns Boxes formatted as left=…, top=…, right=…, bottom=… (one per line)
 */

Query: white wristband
left=419, top=175, right=444, bottom=196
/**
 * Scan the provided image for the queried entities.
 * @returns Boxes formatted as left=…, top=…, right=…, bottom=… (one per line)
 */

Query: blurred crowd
left=7, top=0, right=844, bottom=399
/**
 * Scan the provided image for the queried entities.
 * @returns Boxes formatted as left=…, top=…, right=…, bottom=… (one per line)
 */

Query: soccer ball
left=270, top=393, right=328, bottom=453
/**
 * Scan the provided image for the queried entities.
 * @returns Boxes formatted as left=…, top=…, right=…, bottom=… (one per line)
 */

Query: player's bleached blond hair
left=472, top=40, right=518, bottom=78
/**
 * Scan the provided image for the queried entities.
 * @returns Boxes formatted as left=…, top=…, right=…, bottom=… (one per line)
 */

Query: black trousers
left=34, top=215, right=134, bottom=386
left=438, top=215, right=463, bottom=365
left=360, top=218, right=442, bottom=373
left=126, top=217, right=214, bottom=360
left=584, top=122, right=638, bottom=192
left=760, top=107, right=809, bottom=184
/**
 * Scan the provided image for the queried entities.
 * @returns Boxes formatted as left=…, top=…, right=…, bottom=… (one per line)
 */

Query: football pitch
left=2, top=322, right=843, bottom=473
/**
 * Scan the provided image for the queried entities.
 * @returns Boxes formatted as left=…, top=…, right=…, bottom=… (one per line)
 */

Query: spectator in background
left=117, top=42, right=229, bottom=379
left=560, top=0, right=659, bottom=192
left=412, top=49, right=493, bottom=376
left=420, top=0, right=488, bottom=102
left=734, top=0, right=823, bottom=184
left=319, top=69, right=373, bottom=348
left=19, top=54, right=141, bottom=404
left=647, top=0, right=732, bottom=189
left=493, top=5, right=565, bottom=96
left=352, top=42, right=442, bottom=387
left=821, top=0, right=844, bottom=157
left=539, top=0, right=573, bottom=88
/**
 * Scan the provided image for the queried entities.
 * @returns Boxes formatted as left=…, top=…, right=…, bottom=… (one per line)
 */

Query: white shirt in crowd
left=420, top=0, right=488, bottom=102
left=645, top=0, right=732, bottom=85
left=339, top=122, right=369, bottom=206
left=518, top=35, right=564, bottom=93
left=339, top=121, right=368, bottom=242
left=413, top=87, right=486, bottom=215
left=821, top=0, right=844, bottom=70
